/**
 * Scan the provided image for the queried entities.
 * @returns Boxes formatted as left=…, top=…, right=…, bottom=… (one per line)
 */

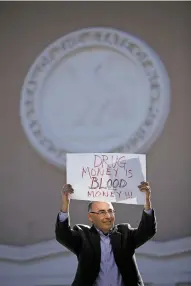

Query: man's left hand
left=138, top=181, right=151, bottom=196
left=138, top=182, right=152, bottom=211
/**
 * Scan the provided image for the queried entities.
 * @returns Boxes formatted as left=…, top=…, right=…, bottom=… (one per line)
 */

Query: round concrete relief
left=20, top=27, right=171, bottom=169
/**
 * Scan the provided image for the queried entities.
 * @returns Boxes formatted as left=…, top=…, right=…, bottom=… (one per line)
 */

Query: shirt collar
left=94, top=225, right=114, bottom=236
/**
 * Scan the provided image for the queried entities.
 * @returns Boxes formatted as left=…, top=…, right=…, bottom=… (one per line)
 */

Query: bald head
left=88, top=201, right=113, bottom=212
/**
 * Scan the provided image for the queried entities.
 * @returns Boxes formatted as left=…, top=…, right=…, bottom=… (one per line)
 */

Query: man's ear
left=88, top=213, right=93, bottom=223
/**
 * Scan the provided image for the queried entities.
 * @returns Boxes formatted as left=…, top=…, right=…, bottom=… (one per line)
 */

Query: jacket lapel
left=89, top=226, right=101, bottom=265
left=110, top=227, right=122, bottom=265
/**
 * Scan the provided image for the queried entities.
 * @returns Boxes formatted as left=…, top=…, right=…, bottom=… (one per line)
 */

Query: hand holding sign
left=138, top=181, right=152, bottom=210
left=138, top=181, right=151, bottom=197
left=61, top=184, right=74, bottom=212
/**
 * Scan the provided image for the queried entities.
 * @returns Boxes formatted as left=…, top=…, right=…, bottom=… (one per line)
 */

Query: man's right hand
left=60, top=184, right=74, bottom=212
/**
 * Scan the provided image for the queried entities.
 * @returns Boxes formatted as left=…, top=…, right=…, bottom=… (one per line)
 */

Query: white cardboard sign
left=66, top=153, right=146, bottom=205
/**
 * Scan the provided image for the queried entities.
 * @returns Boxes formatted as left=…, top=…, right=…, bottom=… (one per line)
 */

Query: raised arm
left=130, top=182, right=157, bottom=249
left=55, top=184, right=82, bottom=255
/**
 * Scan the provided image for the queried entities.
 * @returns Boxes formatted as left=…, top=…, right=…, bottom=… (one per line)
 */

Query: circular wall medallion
left=20, top=27, right=171, bottom=169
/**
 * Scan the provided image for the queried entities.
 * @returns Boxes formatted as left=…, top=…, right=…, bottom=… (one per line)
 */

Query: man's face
left=88, top=201, right=115, bottom=233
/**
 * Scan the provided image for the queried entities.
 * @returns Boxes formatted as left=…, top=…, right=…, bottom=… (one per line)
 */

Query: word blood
left=89, top=177, right=128, bottom=190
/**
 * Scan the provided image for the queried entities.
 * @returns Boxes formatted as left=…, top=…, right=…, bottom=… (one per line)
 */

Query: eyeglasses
left=89, top=210, right=116, bottom=216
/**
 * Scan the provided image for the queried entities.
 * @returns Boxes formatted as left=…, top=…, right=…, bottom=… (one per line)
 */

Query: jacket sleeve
left=55, top=214, right=82, bottom=256
left=129, top=209, right=157, bottom=249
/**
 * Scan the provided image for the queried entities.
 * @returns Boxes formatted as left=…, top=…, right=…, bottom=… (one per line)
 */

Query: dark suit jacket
left=55, top=209, right=156, bottom=286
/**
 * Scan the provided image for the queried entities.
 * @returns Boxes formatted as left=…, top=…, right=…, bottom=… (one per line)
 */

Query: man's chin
left=102, top=223, right=113, bottom=230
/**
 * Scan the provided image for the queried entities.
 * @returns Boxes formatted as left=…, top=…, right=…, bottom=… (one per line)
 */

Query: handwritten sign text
left=66, top=153, right=146, bottom=204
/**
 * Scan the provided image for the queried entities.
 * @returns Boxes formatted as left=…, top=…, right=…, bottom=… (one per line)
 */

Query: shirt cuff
left=144, top=209, right=152, bottom=215
left=59, top=211, right=69, bottom=222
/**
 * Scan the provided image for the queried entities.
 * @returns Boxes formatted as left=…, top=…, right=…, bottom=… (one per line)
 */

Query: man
left=55, top=181, right=156, bottom=286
